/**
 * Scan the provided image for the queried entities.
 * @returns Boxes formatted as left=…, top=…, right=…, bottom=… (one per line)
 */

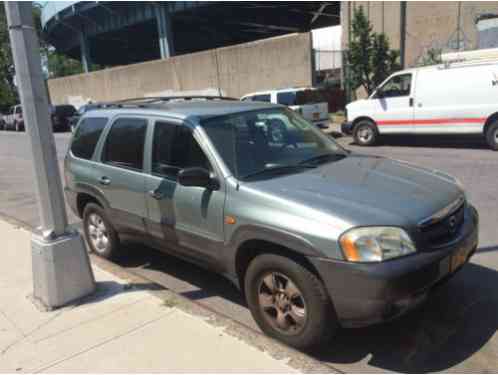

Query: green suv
left=65, top=96, right=478, bottom=350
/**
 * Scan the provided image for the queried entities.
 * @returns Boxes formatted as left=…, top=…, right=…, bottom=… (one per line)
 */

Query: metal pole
left=5, top=1, right=95, bottom=308
left=400, top=1, right=407, bottom=69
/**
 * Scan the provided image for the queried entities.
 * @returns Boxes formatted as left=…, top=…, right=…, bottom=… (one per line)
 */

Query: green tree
left=348, top=6, right=400, bottom=96
left=0, top=3, right=18, bottom=110
left=418, top=47, right=442, bottom=67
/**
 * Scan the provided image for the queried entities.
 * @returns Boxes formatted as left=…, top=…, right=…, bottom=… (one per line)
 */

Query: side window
left=152, top=123, right=210, bottom=180
left=252, top=94, right=271, bottom=102
left=103, top=118, right=147, bottom=171
left=378, top=74, right=412, bottom=98
left=276, top=92, right=297, bottom=106
left=70, top=117, right=108, bottom=160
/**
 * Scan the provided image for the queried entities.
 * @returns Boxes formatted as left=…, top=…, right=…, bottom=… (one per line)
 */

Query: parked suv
left=65, top=96, right=478, bottom=350
left=4, top=105, right=24, bottom=131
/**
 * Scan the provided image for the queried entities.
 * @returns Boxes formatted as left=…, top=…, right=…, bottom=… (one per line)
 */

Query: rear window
left=54, top=105, right=76, bottom=117
left=71, top=117, right=108, bottom=160
left=295, top=90, right=328, bottom=105
left=276, top=92, right=296, bottom=106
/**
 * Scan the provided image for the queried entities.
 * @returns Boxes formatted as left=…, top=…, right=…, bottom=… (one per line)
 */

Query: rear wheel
left=353, top=120, right=378, bottom=146
left=485, top=121, right=498, bottom=150
left=244, top=253, right=336, bottom=351
left=83, top=203, right=120, bottom=259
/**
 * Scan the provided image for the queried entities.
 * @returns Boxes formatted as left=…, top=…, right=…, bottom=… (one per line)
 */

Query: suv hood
left=248, top=154, right=463, bottom=228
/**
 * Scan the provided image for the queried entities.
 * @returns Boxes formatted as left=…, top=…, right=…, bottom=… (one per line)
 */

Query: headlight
left=339, top=227, right=416, bottom=262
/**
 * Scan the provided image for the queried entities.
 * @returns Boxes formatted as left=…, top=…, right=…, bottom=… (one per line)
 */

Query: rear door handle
left=99, top=176, right=111, bottom=185
left=149, top=189, right=164, bottom=200
left=409, top=98, right=414, bottom=107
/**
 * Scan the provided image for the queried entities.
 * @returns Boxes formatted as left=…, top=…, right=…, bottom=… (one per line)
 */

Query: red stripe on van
left=377, top=117, right=487, bottom=125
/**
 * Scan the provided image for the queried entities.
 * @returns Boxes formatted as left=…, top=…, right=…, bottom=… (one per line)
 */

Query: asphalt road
left=1, top=130, right=497, bottom=373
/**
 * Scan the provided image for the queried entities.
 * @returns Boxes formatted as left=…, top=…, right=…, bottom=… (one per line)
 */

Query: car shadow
left=315, top=262, right=498, bottom=372
left=114, top=241, right=245, bottom=306
left=346, top=135, right=489, bottom=150
left=111, top=243, right=498, bottom=373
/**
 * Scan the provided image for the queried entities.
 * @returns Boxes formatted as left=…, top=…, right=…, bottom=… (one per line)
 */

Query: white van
left=241, top=87, right=330, bottom=129
left=342, top=60, right=498, bottom=150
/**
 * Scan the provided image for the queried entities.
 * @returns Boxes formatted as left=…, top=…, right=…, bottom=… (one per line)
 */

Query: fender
left=224, top=224, right=320, bottom=277
left=74, top=182, right=111, bottom=213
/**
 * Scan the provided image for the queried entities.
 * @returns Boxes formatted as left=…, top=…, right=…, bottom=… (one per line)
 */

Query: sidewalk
left=0, top=219, right=298, bottom=373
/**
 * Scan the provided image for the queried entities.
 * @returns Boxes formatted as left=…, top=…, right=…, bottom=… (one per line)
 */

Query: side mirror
left=177, top=167, right=219, bottom=190
left=375, top=89, right=384, bottom=98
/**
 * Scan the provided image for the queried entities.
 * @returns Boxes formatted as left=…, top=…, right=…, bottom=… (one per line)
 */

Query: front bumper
left=341, top=121, right=353, bottom=135
left=309, top=205, right=479, bottom=328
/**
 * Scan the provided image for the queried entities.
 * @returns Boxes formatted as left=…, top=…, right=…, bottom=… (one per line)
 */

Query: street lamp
left=4, top=1, right=95, bottom=308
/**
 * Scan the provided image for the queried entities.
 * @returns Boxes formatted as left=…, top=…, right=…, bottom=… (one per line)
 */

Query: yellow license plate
left=450, top=247, right=469, bottom=272
left=313, top=112, right=320, bottom=120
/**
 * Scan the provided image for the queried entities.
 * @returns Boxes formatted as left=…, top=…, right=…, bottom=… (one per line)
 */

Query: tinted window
left=54, top=105, right=76, bottom=117
left=152, top=123, right=210, bottom=179
left=251, top=94, right=271, bottom=102
left=276, top=92, right=296, bottom=106
left=71, top=117, right=108, bottom=159
left=103, top=118, right=147, bottom=171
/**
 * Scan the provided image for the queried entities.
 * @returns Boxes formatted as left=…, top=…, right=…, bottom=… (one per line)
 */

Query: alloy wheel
left=87, top=213, right=109, bottom=254
left=257, top=272, right=307, bottom=334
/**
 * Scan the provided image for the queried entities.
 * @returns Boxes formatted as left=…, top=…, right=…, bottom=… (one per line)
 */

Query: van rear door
left=370, top=73, right=414, bottom=134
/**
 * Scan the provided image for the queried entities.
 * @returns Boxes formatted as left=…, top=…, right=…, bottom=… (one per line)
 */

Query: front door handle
left=149, top=189, right=164, bottom=200
left=99, top=176, right=111, bottom=185
left=409, top=97, right=414, bottom=107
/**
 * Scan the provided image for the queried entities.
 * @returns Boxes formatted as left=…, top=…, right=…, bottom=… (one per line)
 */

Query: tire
left=82, top=203, right=120, bottom=259
left=244, top=253, right=336, bottom=351
left=485, top=121, right=498, bottom=151
left=353, top=120, right=378, bottom=146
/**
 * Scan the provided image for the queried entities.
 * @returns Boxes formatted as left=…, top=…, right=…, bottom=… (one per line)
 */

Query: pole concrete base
left=31, top=231, right=96, bottom=309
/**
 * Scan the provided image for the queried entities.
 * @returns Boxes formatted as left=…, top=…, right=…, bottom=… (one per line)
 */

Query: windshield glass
left=201, top=108, right=346, bottom=180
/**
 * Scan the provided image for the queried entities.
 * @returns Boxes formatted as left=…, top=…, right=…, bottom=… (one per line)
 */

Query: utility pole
left=5, top=2, right=95, bottom=309
left=400, top=1, right=407, bottom=69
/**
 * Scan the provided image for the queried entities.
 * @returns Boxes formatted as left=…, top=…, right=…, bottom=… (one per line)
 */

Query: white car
left=241, top=87, right=330, bottom=129
left=343, top=59, right=498, bottom=150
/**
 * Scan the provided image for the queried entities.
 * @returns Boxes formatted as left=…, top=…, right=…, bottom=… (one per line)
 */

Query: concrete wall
left=48, top=33, right=313, bottom=105
left=341, top=2, right=498, bottom=68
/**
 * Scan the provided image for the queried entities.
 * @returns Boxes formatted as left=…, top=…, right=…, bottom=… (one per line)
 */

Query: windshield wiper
left=241, top=164, right=316, bottom=180
left=299, top=152, right=347, bottom=166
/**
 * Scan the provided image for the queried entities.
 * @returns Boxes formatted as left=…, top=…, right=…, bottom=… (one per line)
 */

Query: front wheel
left=244, top=254, right=336, bottom=351
left=353, top=120, right=378, bottom=146
left=485, top=122, right=498, bottom=150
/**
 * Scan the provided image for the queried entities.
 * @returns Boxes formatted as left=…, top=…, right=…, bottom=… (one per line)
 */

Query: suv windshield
left=201, top=108, right=346, bottom=180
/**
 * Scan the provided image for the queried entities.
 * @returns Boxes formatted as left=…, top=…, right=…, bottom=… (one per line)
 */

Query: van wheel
left=353, top=120, right=378, bottom=146
left=244, top=254, right=336, bottom=351
left=83, top=203, right=120, bottom=259
left=485, top=122, right=498, bottom=150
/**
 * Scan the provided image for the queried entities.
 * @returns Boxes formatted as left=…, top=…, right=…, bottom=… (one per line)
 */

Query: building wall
left=47, top=33, right=313, bottom=105
left=341, top=2, right=498, bottom=68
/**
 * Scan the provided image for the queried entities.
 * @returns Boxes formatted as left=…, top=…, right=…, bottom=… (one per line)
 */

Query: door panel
left=97, top=117, right=148, bottom=233
left=145, top=120, right=225, bottom=263
left=371, top=73, right=414, bottom=134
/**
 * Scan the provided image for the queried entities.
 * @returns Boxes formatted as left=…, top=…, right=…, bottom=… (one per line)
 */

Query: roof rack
left=92, top=95, right=239, bottom=110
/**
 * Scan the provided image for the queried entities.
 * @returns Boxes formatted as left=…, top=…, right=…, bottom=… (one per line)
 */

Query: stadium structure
left=41, top=1, right=340, bottom=72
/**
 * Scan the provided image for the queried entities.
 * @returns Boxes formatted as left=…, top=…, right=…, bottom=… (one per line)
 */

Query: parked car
left=241, top=87, right=330, bottom=129
left=342, top=60, right=498, bottom=150
left=65, top=97, right=478, bottom=350
left=49, top=104, right=77, bottom=132
left=4, top=105, right=24, bottom=131
left=69, top=103, right=100, bottom=132
left=0, top=113, right=5, bottom=130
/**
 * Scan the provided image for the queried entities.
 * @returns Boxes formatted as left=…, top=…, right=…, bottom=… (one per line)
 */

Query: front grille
left=419, top=202, right=465, bottom=247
